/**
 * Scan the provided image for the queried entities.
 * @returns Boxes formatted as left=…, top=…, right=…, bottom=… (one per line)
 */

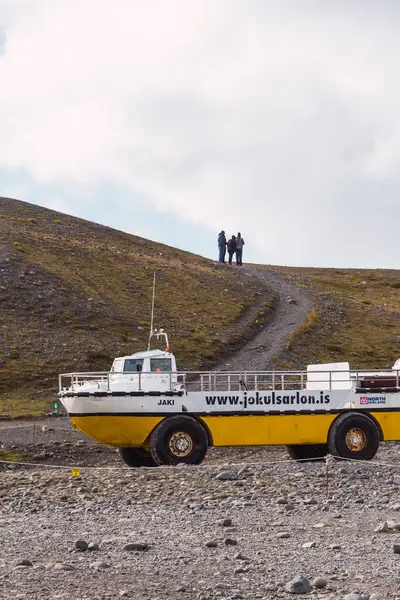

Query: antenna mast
left=148, top=272, right=156, bottom=350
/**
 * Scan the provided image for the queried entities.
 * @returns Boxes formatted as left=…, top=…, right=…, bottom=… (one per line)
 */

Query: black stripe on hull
left=356, top=387, right=399, bottom=393
left=67, top=407, right=400, bottom=418
left=61, top=390, right=185, bottom=398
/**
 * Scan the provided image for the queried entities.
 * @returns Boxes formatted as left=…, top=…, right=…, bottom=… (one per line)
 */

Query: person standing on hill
left=218, top=230, right=227, bottom=263
left=227, top=235, right=237, bottom=265
left=236, top=233, right=245, bottom=266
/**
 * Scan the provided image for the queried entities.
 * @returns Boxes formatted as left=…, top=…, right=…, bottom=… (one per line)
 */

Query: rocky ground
left=2, top=418, right=400, bottom=599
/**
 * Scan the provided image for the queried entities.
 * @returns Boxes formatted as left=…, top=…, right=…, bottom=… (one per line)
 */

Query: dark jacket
left=227, top=238, right=237, bottom=253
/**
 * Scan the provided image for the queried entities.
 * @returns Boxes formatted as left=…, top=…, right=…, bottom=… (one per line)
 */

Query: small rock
left=225, top=538, right=238, bottom=546
left=15, top=559, right=33, bottom=567
left=285, top=575, right=310, bottom=594
left=276, top=497, right=288, bottom=504
left=330, top=544, right=342, bottom=550
left=374, top=521, right=390, bottom=533
left=205, top=541, right=218, bottom=548
left=393, top=542, right=400, bottom=554
left=218, top=518, right=233, bottom=527
left=74, top=539, right=88, bottom=552
left=302, top=541, right=316, bottom=549
left=216, top=471, right=237, bottom=481
left=123, top=543, right=149, bottom=552
left=277, top=532, right=290, bottom=539
left=90, top=561, right=110, bottom=570
left=313, top=522, right=327, bottom=529
left=312, top=577, right=327, bottom=589
left=53, top=563, right=75, bottom=571
left=88, top=542, right=99, bottom=551
left=119, top=592, right=129, bottom=598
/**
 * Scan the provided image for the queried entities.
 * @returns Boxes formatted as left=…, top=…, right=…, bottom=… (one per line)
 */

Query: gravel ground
left=2, top=419, right=400, bottom=599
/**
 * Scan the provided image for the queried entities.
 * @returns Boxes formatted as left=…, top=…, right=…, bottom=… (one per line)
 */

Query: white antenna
left=147, top=272, right=170, bottom=351
left=148, top=272, right=156, bottom=350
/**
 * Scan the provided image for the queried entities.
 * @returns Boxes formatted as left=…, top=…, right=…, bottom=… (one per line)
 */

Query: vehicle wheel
left=149, top=415, right=208, bottom=466
left=286, top=444, right=328, bottom=461
left=328, top=412, right=380, bottom=460
left=118, top=447, right=157, bottom=467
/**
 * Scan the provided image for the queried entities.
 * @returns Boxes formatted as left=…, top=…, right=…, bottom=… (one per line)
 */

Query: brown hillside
left=0, top=197, right=274, bottom=416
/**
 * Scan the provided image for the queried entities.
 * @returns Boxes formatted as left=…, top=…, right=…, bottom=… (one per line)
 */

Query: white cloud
left=1, top=0, right=400, bottom=266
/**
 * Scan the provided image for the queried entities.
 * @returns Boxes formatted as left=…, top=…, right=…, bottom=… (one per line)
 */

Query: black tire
left=149, top=415, right=208, bottom=466
left=328, top=412, right=380, bottom=460
left=118, top=447, right=157, bottom=467
left=286, top=444, right=328, bottom=462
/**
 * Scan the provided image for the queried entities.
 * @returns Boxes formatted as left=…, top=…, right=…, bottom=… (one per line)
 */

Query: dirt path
left=217, top=265, right=311, bottom=371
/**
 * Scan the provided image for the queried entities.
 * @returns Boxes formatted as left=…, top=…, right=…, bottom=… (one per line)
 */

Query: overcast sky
left=1, top=1, right=400, bottom=268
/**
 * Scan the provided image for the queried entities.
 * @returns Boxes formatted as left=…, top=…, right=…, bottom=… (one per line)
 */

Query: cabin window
left=123, top=359, right=144, bottom=372
left=150, top=358, right=172, bottom=373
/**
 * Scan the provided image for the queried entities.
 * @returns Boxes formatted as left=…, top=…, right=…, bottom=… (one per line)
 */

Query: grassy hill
left=267, top=266, right=400, bottom=372
left=0, top=197, right=274, bottom=416
left=1, top=197, right=399, bottom=418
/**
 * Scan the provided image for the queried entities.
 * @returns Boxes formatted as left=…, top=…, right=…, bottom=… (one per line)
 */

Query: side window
left=123, top=359, right=144, bottom=372
left=150, top=358, right=172, bottom=373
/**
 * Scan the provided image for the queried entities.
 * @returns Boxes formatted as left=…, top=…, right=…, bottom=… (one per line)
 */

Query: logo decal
left=359, top=396, right=385, bottom=405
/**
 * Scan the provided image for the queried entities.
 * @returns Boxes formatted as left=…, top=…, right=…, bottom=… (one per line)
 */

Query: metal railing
left=59, top=368, right=400, bottom=394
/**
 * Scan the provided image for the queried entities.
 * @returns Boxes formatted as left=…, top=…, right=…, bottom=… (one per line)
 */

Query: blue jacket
left=218, top=232, right=226, bottom=248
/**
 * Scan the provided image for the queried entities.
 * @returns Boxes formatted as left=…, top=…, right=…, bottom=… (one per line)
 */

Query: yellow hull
left=70, top=411, right=400, bottom=448
left=71, top=415, right=164, bottom=447
left=203, top=414, right=336, bottom=446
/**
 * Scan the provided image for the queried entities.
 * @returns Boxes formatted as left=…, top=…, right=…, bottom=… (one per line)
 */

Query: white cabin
left=109, top=348, right=179, bottom=393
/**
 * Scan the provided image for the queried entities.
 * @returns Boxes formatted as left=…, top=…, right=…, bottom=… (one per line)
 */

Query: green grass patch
left=0, top=392, right=54, bottom=418
left=0, top=450, right=24, bottom=462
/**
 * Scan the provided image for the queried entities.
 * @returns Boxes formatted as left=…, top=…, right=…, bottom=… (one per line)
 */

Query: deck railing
left=59, top=369, right=400, bottom=394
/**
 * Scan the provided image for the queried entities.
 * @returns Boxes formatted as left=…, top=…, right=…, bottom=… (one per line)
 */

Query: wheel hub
left=168, top=431, right=194, bottom=457
left=345, top=428, right=367, bottom=452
